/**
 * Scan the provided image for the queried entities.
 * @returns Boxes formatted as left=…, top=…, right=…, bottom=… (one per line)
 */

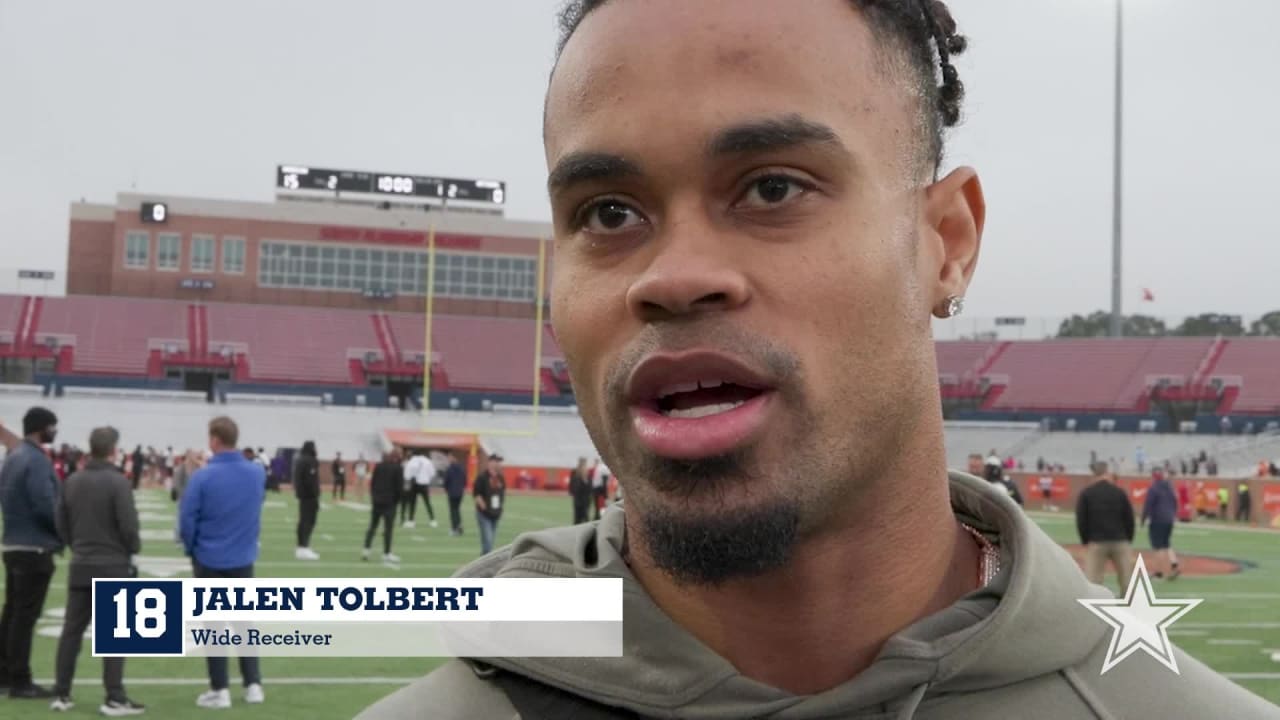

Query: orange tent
left=382, top=430, right=482, bottom=483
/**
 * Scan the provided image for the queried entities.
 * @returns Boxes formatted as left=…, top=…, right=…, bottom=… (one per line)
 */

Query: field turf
left=1, top=491, right=1276, bottom=718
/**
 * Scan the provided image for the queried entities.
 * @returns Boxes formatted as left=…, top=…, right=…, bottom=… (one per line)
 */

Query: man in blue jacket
left=179, top=416, right=266, bottom=710
left=0, top=406, right=61, bottom=699
left=1141, top=470, right=1181, bottom=580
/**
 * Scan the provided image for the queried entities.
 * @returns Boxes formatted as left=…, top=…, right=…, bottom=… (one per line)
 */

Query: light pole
left=1109, top=0, right=1125, bottom=338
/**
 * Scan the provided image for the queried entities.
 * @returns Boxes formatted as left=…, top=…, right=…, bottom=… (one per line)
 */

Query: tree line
left=1056, top=311, right=1280, bottom=338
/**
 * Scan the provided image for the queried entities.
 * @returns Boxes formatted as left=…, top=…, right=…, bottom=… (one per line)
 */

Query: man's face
left=967, top=456, right=984, bottom=476
left=41, top=425, right=57, bottom=445
left=545, top=0, right=980, bottom=583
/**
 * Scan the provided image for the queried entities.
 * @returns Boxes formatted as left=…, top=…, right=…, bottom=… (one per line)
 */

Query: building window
left=254, top=240, right=539, bottom=301
left=222, top=236, right=246, bottom=274
left=156, top=233, right=181, bottom=271
left=191, top=234, right=215, bottom=272
left=124, top=231, right=150, bottom=269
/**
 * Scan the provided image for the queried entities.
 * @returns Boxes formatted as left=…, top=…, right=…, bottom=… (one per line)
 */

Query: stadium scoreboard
left=277, top=165, right=505, bottom=205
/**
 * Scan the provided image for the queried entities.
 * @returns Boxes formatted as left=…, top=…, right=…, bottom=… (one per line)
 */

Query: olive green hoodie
left=359, top=472, right=1277, bottom=719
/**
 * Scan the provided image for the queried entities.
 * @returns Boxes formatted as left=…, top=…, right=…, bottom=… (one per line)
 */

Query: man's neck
left=627, top=465, right=978, bottom=695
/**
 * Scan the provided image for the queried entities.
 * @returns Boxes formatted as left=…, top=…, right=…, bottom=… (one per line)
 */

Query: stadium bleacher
left=207, top=302, right=379, bottom=384
left=985, top=338, right=1212, bottom=411
left=1215, top=338, right=1280, bottom=413
left=935, top=340, right=998, bottom=380
left=0, top=294, right=24, bottom=338
left=386, top=312, right=563, bottom=393
left=38, top=295, right=186, bottom=374
left=0, top=293, right=1278, bottom=424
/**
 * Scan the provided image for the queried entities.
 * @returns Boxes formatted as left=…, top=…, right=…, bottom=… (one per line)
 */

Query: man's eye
left=739, top=176, right=809, bottom=208
left=580, top=201, right=646, bottom=233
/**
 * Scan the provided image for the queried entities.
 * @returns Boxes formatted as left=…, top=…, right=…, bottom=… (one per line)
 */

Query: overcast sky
left=1, top=0, right=1276, bottom=323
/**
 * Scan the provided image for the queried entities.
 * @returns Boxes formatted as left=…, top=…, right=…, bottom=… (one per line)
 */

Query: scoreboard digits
left=140, top=202, right=168, bottom=223
left=278, top=165, right=505, bottom=205
left=377, top=176, right=415, bottom=194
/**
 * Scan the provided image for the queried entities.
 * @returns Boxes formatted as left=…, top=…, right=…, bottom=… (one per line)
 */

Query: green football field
left=2, top=491, right=1277, bottom=718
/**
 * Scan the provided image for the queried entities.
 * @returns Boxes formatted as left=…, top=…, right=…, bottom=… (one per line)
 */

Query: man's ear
left=923, top=167, right=985, bottom=316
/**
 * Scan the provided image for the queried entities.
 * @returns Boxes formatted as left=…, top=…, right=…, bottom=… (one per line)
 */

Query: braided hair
left=553, top=0, right=968, bottom=173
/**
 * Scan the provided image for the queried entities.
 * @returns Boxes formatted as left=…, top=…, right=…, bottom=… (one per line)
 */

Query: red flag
left=1141, top=288, right=1155, bottom=302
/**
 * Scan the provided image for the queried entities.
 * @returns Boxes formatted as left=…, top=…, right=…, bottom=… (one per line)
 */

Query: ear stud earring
left=935, top=295, right=965, bottom=319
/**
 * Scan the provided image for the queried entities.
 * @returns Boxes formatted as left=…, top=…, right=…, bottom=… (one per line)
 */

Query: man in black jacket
left=51, top=426, right=145, bottom=715
left=1076, top=462, right=1135, bottom=589
left=363, top=451, right=403, bottom=563
left=0, top=406, right=61, bottom=699
left=293, top=441, right=321, bottom=561
left=443, top=452, right=467, bottom=536
left=332, top=453, right=347, bottom=501
left=568, top=457, right=591, bottom=524
left=473, top=454, right=506, bottom=555
left=129, top=446, right=144, bottom=490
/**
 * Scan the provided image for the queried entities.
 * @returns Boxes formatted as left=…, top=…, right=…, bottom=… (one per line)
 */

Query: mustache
left=603, top=323, right=802, bottom=405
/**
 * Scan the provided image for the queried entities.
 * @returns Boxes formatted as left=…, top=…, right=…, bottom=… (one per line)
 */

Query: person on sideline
left=179, top=417, right=266, bottom=709
left=293, top=441, right=321, bottom=560
left=402, top=450, right=438, bottom=529
left=568, top=457, right=592, bottom=524
left=443, top=452, right=467, bottom=536
left=363, top=450, right=403, bottom=563
left=332, top=452, right=347, bottom=501
left=0, top=406, right=61, bottom=699
left=353, top=453, right=370, bottom=502
left=1142, top=470, right=1181, bottom=580
left=472, top=454, right=506, bottom=555
left=1075, top=463, right=1135, bottom=589
left=51, top=426, right=145, bottom=715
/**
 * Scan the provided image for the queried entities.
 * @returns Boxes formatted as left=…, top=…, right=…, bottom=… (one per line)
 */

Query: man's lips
left=625, top=350, right=773, bottom=408
left=624, top=350, right=776, bottom=460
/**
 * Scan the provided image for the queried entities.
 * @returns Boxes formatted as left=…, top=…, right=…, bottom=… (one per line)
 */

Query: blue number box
left=93, top=579, right=185, bottom=657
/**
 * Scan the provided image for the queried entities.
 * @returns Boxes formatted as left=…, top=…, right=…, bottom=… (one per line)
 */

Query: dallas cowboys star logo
left=1077, top=554, right=1203, bottom=674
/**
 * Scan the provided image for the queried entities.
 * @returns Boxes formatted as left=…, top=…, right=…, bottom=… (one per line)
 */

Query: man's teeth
left=663, top=401, right=744, bottom=419
left=658, top=379, right=726, bottom=399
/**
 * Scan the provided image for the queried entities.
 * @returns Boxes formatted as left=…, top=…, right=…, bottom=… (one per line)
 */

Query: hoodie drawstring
left=895, top=682, right=930, bottom=720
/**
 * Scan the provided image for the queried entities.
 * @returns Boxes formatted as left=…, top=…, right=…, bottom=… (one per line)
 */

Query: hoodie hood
left=457, top=472, right=1113, bottom=719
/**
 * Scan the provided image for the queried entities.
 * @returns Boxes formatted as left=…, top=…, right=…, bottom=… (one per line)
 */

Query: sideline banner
left=92, top=578, right=623, bottom=658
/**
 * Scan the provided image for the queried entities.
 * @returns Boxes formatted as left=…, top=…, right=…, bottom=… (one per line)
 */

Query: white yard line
left=1027, top=512, right=1280, bottom=536
left=42, top=677, right=419, bottom=686
left=1166, top=593, right=1280, bottom=599
left=1179, top=622, right=1280, bottom=629
left=33, top=673, right=1280, bottom=685
left=251, top=561, right=462, bottom=569
left=1207, top=638, right=1262, bottom=645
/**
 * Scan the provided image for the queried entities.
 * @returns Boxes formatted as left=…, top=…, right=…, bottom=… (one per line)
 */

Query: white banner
left=92, top=578, right=623, bottom=658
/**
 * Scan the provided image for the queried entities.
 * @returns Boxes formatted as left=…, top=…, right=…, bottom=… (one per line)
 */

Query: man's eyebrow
left=547, top=152, right=642, bottom=195
left=707, top=115, right=848, bottom=158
